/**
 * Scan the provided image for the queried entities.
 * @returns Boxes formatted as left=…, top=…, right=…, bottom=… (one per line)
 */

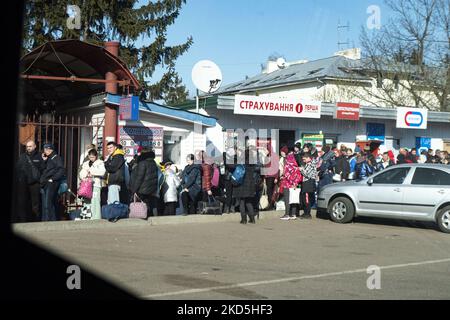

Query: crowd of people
left=14, top=138, right=450, bottom=223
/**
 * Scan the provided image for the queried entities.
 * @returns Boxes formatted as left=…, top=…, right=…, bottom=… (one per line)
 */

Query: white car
left=317, top=164, right=450, bottom=233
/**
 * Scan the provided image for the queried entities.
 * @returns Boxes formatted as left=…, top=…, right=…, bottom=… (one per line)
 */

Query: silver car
left=317, top=164, right=450, bottom=233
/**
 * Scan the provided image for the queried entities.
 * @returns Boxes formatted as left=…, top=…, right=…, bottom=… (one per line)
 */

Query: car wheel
left=436, top=206, right=450, bottom=234
left=328, top=197, right=355, bottom=224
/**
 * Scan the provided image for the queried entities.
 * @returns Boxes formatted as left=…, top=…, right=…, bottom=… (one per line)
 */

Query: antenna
left=191, top=60, right=222, bottom=113
left=337, top=19, right=350, bottom=50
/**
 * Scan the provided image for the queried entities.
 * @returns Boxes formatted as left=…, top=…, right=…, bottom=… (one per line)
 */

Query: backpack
left=231, top=164, right=246, bottom=186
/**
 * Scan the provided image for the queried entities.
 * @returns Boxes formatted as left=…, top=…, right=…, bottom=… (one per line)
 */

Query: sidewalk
left=13, top=210, right=314, bottom=233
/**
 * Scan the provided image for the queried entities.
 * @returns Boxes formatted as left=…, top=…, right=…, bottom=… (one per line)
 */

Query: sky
left=138, top=0, right=394, bottom=98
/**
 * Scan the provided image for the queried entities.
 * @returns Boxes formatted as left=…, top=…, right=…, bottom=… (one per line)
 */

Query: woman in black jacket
left=233, top=150, right=258, bottom=224
left=129, top=149, right=159, bottom=218
left=40, top=143, right=65, bottom=221
left=180, top=154, right=202, bottom=215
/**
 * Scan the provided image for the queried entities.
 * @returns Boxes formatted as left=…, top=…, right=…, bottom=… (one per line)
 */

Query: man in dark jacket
left=104, top=141, right=126, bottom=204
left=15, top=140, right=45, bottom=222
left=317, top=145, right=335, bottom=194
left=129, top=148, right=158, bottom=218
left=333, top=148, right=350, bottom=181
left=180, top=154, right=202, bottom=215
left=40, top=143, right=65, bottom=221
left=233, top=149, right=258, bottom=224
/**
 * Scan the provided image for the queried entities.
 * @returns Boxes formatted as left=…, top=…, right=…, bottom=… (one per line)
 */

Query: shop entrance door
left=279, top=130, right=296, bottom=148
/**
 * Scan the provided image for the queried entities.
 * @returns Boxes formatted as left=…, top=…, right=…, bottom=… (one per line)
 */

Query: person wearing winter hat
left=40, top=143, right=65, bottom=221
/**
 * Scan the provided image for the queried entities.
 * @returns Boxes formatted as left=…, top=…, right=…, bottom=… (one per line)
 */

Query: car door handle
left=393, top=188, right=401, bottom=192
left=438, top=190, right=446, bottom=194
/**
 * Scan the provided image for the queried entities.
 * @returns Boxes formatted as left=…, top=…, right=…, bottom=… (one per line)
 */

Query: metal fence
left=17, top=114, right=104, bottom=214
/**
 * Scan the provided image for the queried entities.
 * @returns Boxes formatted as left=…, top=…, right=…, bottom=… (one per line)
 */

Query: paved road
left=16, top=211, right=450, bottom=299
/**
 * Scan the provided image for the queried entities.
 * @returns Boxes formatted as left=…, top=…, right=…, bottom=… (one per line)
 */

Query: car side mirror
left=367, top=178, right=373, bottom=186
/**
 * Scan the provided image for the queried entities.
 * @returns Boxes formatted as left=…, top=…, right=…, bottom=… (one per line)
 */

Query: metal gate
left=17, top=114, right=104, bottom=214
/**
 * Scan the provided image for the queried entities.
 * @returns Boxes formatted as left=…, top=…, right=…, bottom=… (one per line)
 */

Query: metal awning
left=20, top=40, right=140, bottom=108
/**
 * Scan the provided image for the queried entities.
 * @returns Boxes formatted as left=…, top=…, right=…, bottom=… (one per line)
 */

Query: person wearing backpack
left=180, top=154, right=202, bottom=215
left=232, top=149, right=257, bottom=224
left=129, top=148, right=159, bottom=218
left=15, top=140, right=45, bottom=222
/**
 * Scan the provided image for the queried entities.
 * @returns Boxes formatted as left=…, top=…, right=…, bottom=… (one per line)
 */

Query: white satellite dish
left=191, top=60, right=222, bottom=93
left=276, top=57, right=286, bottom=69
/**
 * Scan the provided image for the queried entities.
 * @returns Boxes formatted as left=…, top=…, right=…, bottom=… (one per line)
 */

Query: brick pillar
left=104, top=41, right=120, bottom=157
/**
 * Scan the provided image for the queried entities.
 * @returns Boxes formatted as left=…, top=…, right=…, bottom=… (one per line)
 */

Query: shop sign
left=118, top=125, right=163, bottom=163
left=396, top=107, right=427, bottom=129
left=119, top=95, right=140, bottom=121
left=234, top=94, right=321, bottom=119
left=334, top=102, right=360, bottom=120
left=302, top=133, right=324, bottom=151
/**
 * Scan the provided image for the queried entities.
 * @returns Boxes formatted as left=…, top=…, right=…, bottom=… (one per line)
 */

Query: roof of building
left=106, top=94, right=217, bottom=127
left=215, top=55, right=370, bottom=94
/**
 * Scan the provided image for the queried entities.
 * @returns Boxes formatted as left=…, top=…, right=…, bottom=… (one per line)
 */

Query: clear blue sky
left=139, top=0, right=393, bottom=98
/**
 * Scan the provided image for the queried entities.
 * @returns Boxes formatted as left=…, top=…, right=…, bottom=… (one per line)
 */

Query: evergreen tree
left=22, top=0, right=193, bottom=104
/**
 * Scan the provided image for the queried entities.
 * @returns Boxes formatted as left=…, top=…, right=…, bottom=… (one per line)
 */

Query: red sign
left=335, top=102, right=360, bottom=120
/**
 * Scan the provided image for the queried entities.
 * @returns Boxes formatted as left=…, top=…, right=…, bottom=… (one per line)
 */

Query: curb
left=12, top=210, right=315, bottom=233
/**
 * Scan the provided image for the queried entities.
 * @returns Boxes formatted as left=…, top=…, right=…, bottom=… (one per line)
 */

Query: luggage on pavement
left=129, top=194, right=148, bottom=219
left=101, top=201, right=129, bottom=222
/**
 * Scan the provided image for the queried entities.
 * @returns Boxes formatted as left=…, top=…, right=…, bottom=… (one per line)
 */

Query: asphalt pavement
left=14, top=210, right=450, bottom=299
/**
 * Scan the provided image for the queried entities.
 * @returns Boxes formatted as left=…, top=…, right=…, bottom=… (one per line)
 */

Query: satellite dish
left=191, top=60, right=222, bottom=93
left=276, top=57, right=286, bottom=69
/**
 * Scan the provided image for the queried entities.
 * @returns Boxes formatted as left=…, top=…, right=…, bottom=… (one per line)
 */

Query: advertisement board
left=118, top=125, right=163, bottom=163
left=396, top=107, right=428, bottom=129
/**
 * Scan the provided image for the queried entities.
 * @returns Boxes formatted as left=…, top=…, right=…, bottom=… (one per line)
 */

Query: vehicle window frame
left=410, top=167, right=450, bottom=186
left=371, top=167, right=411, bottom=185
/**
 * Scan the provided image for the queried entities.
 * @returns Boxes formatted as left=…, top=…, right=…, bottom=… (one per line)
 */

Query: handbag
left=101, top=201, right=129, bottom=222
left=58, top=177, right=69, bottom=195
left=78, top=178, right=93, bottom=199
left=271, top=183, right=280, bottom=204
left=129, top=194, right=148, bottom=219
left=201, top=195, right=222, bottom=215
left=302, top=179, right=316, bottom=193
left=259, top=182, right=269, bottom=210
left=288, top=187, right=301, bottom=204
left=332, top=173, right=342, bottom=182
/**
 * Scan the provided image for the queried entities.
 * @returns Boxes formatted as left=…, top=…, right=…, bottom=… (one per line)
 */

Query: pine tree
left=22, top=0, right=193, bottom=104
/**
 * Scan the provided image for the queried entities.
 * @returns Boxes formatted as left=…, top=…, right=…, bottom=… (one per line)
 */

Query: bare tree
left=340, top=0, right=449, bottom=111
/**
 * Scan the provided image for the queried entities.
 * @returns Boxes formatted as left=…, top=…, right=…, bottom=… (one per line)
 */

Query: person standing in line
left=200, top=150, right=213, bottom=205
left=79, top=149, right=106, bottom=219
left=317, top=145, right=335, bottom=193
left=378, top=152, right=395, bottom=170
left=128, top=148, right=158, bottom=218
left=346, top=148, right=357, bottom=180
left=104, top=141, right=126, bottom=204
left=299, top=153, right=317, bottom=219
left=280, top=152, right=303, bottom=220
left=162, top=162, right=181, bottom=215
left=233, top=149, right=258, bottom=224
left=40, top=143, right=65, bottom=221
left=180, top=154, right=202, bottom=215
left=15, top=140, right=45, bottom=222
left=334, top=148, right=350, bottom=181
left=278, top=145, right=289, bottom=208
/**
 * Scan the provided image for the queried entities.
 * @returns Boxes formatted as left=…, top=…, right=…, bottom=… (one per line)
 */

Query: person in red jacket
left=200, top=150, right=213, bottom=204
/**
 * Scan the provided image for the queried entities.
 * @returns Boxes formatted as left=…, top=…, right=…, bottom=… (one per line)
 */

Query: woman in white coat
left=162, top=162, right=181, bottom=215
left=79, top=149, right=106, bottom=219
